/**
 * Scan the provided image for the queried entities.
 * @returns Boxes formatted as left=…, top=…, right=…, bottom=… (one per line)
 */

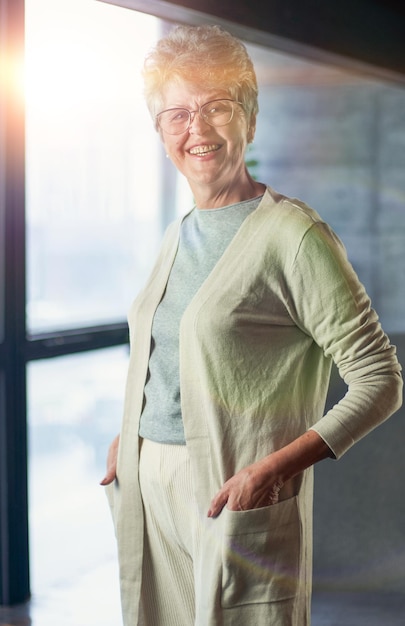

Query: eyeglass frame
left=155, top=98, right=244, bottom=135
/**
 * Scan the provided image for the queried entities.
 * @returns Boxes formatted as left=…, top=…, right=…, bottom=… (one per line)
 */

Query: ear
left=247, top=114, right=256, bottom=144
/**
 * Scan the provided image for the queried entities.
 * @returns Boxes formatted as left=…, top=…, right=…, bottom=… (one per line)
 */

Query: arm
left=208, top=222, right=402, bottom=517
left=100, top=434, right=120, bottom=486
left=291, top=222, right=402, bottom=458
left=207, top=429, right=332, bottom=517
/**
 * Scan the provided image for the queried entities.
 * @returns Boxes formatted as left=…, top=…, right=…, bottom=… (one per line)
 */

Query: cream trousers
left=139, top=439, right=200, bottom=625
left=138, top=438, right=300, bottom=626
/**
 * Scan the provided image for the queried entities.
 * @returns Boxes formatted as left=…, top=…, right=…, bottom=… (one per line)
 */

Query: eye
left=204, top=100, right=231, bottom=117
left=208, top=103, right=224, bottom=114
left=168, top=109, right=189, bottom=123
left=206, top=104, right=218, bottom=114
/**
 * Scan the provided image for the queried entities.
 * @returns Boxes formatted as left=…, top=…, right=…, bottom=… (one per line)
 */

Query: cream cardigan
left=106, top=187, right=402, bottom=625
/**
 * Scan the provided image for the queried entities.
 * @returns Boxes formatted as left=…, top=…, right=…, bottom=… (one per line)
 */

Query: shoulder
left=260, top=186, right=324, bottom=231
left=250, top=186, right=330, bottom=252
left=249, top=186, right=349, bottom=272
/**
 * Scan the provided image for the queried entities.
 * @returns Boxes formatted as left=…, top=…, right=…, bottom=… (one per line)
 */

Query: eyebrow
left=162, top=95, right=228, bottom=109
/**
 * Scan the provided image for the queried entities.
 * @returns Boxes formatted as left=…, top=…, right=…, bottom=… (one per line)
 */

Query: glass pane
left=27, top=347, right=128, bottom=624
left=25, top=0, right=163, bottom=332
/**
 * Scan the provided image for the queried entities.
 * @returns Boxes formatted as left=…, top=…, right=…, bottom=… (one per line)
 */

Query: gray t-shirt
left=139, top=195, right=263, bottom=444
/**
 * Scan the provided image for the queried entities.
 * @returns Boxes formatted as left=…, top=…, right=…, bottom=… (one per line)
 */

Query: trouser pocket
left=221, top=496, right=300, bottom=608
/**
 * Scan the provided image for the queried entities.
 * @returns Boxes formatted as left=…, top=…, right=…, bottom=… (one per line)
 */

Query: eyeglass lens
left=157, top=99, right=235, bottom=134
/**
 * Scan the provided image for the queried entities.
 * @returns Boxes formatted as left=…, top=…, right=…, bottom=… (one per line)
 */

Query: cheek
left=229, top=135, right=248, bottom=161
left=163, top=137, right=184, bottom=159
left=229, top=121, right=249, bottom=154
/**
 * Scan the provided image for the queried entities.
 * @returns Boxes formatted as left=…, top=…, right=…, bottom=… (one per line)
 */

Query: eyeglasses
left=156, top=98, right=243, bottom=135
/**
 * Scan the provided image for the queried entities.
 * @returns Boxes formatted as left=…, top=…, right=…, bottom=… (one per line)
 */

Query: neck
left=190, top=172, right=266, bottom=210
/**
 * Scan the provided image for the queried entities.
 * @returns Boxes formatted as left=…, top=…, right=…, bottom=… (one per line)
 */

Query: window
left=25, top=0, right=163, bottom=332
left=23, top=0, right=174, bottom=608
left=28, top=348, right=127, bottom=624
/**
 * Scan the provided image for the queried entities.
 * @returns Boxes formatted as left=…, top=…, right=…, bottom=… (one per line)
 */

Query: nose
left=188, top=109, right=210, bottom=133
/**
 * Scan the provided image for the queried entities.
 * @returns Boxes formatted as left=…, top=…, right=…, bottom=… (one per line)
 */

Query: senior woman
left=101, top=24, right=402, bottom=626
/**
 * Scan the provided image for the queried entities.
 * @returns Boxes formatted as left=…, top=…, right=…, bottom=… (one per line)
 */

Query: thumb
left=100, top=468, right=116, bottom=486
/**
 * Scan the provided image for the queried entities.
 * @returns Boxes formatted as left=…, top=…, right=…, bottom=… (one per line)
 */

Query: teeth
left=189, top=145, right=219, bottom=155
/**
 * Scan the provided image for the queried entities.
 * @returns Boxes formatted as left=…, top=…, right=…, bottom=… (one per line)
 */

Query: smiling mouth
left=189, top=144, right=221, bottom=156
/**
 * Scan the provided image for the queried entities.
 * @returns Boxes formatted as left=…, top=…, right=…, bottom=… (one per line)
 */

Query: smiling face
left=158, top=80, right=257, bottom=208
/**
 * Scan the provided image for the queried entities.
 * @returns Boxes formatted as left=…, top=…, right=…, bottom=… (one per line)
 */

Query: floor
left=1, top=591, right=405, bottom=626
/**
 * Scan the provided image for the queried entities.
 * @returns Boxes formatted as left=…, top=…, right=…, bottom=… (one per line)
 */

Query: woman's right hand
left=100, top=434, right=120, bottom=485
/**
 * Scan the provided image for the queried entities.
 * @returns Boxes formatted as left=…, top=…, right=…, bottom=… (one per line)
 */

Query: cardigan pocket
left=221, top=496, right=300, bottom=608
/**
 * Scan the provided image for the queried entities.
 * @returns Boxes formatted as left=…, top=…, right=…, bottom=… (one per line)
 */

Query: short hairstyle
left=143, top=24, right=259, bottom=129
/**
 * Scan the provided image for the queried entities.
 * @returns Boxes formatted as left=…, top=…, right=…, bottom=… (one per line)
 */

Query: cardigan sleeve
left=286, top=220, right=403, bottom=459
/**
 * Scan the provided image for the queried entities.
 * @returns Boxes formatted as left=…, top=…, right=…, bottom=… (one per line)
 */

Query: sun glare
left=25, top=36, right=102, bottom=112
left=0, top=49, right=25, bottom=107
left=24, top=0, right=156, bottom=115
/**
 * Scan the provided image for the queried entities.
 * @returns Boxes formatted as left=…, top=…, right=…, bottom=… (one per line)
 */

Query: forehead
left=161, top=80, right=230, bottom=109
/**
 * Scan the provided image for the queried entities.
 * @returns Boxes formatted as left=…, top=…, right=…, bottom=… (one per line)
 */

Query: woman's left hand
left=207, top=431, right=333, bottom=518
left=207, top=460, right=283, bottom=517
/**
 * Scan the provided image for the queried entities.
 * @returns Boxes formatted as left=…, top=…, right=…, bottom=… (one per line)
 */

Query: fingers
left=100, top=460, right=117, bottom=485
left=100, top=434, right=120, bottom=486
left=267, top=480, right=283, bottom=504
left=207, top=477, right=284, bottom=516
left=99, top=470, right=116, bottom=486
left=207, top=490, right=229, bottom=518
